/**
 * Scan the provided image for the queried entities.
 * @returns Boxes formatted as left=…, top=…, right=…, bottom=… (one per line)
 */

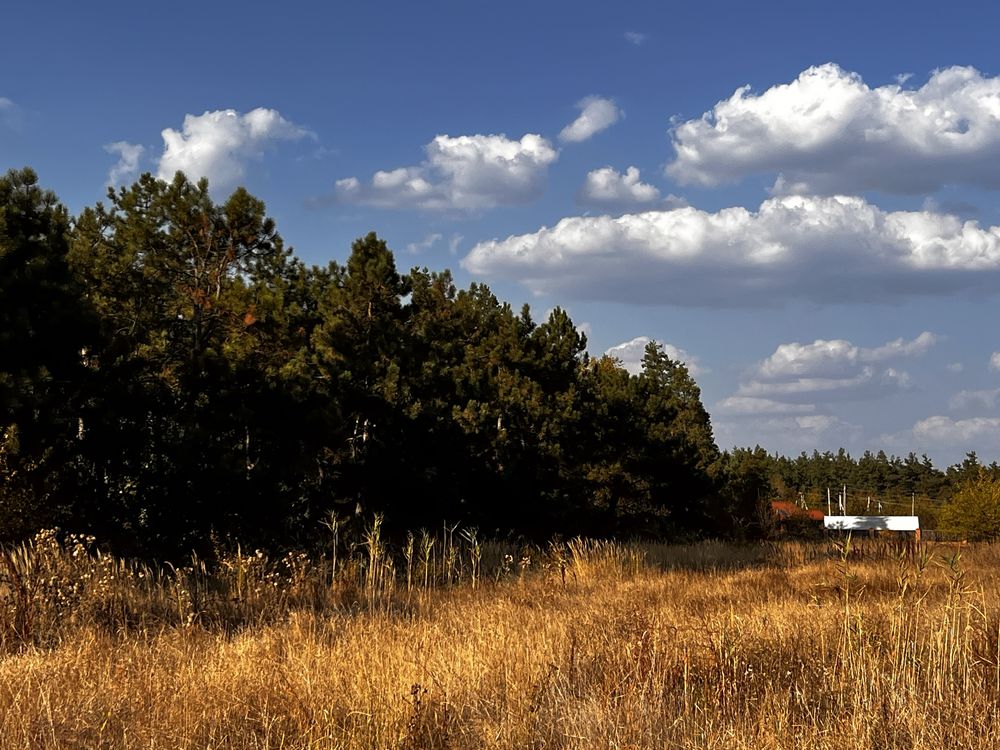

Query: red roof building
left=770, top=500, right=824, bottom=522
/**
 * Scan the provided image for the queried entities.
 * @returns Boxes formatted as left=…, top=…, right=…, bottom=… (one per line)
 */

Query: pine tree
left=0, top=168, right=94, bottom=536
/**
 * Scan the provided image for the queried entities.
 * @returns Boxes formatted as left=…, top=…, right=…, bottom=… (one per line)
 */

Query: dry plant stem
left=3, top=534, right=1000, bottom=748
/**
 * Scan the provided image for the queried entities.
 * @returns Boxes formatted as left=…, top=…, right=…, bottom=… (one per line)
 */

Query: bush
left=938, top=472, right=1000, bottom=540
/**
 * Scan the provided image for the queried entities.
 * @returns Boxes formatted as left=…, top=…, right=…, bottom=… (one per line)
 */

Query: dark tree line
left=5, top=168, right=984, bottom=556
left=2, top=168, right=733, bottom=557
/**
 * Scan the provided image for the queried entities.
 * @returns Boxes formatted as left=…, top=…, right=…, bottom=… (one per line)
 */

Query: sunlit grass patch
left=3, top=533, right=1000, bottom=748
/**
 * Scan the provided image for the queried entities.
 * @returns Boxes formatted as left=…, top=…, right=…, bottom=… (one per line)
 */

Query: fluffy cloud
left=758, top=332, right=937, bottom=379
left=881, top=415, right=1000, bottom=458
left=604, top=336, right=703, bottom=376
left=667, top=64, right=1000, bottom=194
left=990, top=352, right=1000, bottom=371
left=333, top=133, right=558, bottom=212
left=157, top=108, right=311, bottom=190
left=559, top=97, right=622, bottom=143
left=577, top=166, right=667, bottom=211
left=913, top=416, right=1000, bottom=444
left=104, top=141, right=145, bottom=187
left=462, top=195, right=1000, bottom=306
left=717, top=332, right=935, bottom=427
left=624, top=31, right=647, bottom=46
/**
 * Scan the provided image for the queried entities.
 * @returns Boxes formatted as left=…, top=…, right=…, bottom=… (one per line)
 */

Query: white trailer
left=823, top=515, right=921, bottom=542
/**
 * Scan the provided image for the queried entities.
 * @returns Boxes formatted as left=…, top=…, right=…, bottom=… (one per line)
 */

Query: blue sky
left=4, top=0, right=1000, bottom=465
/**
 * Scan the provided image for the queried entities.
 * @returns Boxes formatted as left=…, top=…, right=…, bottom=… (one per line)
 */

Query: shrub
left=938, top=472, right=1000, bottom=540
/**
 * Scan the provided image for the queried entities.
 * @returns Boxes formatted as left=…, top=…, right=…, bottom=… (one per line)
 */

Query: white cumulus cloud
left=758, top=332, right=937, bottom=379
left=604, top=335, right=703, bottom=376
left=157, top=108, right=311, bottom=190
left=461, top=195, right=1000, bottom=306
left=990, top=352, right=1000, bottom=371
left=718, top=332, right=934, bottom=438
left=577, top=166, right=666, bottom=211
left=559, top=97, right=622, bottom=143
left=913, top=416, right=1000, bottom=444
left=333, top=133, right=558, bottom=212
left=104, top=141, right=145, bottom=187
left=882, top=415, right=1000, bottom=459
left=668, top=64, right=1000, bottom=195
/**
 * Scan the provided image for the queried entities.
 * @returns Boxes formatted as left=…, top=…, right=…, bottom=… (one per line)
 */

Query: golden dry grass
left=2, top=532, right=1000, bottom=748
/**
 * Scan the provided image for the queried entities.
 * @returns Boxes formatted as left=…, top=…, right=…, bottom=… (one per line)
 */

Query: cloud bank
left=462, top=195, right=1000, bottom=306
left=333, top=133, right=558, bottom=212
left=668, top=64, right=1000, bottom=195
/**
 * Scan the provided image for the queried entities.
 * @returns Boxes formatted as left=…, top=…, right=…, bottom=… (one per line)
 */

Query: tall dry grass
left=2, top=527, right=1000, bottom=748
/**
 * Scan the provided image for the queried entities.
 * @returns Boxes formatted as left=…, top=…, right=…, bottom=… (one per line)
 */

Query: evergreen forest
left=2, top=168, right=993, bottom=557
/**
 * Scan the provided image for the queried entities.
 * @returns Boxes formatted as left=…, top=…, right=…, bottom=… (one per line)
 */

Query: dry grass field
left=2, top=527, right=1000, bottom=749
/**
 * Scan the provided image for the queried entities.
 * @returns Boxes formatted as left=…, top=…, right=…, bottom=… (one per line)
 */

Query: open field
left=2, top=532, right=1000, bottom=749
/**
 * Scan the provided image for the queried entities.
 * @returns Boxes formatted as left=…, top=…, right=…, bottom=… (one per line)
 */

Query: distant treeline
left=719, top=446, right=997, bottom=530
left=0, top=168, right=987, bottom=557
